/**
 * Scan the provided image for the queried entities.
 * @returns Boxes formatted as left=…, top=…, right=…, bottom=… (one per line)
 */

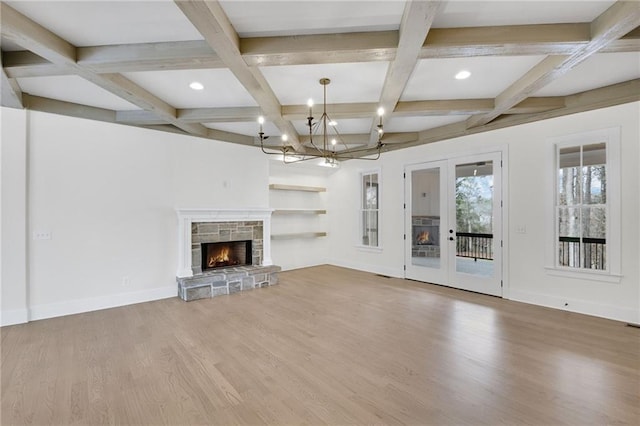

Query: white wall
left=2, top=102, right=638, bottom=325
left=327, top=102, right=640, bottom=323
left=268, top=160, right=332, bottom=271
left=1, top=108, right=29, bottom=325
left=2, top=110, right=269, bottom=324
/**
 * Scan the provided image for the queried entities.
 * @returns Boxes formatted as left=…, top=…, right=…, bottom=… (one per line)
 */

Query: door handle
left=449, top=236, right=455, bottom=241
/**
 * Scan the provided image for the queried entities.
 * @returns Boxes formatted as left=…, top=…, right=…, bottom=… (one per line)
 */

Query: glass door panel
left=405, top=161, right=448, bottom=285
left=454, top=160, right=495, bottom=278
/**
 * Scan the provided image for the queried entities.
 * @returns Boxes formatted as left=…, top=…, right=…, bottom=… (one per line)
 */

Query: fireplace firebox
left=201, top=240, right=252, bottom=271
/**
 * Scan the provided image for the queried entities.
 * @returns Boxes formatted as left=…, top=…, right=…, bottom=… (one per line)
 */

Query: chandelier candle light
left=258, top=78, right=386, bottom=165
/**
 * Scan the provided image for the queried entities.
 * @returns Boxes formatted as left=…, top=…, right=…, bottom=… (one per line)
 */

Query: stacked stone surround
left=178, top=219, right=280, bottom=302
left=191, top=221, right=263, bottom=275
left=178, top=264, right=281, bottom=302
left=412, top=216, right=441, bottom=258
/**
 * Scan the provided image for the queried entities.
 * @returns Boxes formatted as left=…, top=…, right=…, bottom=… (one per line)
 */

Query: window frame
left=359, top=168, right=382, bottom=250
left=546, top=127, right=621, bottom=282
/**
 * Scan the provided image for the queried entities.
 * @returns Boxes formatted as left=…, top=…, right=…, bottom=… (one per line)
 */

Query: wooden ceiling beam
left=117, top=97, right=566, bottom=126
left=174, top=0, right=304, bottom=152
left=77, top=41, right=223, bottom=73
left=368, top=1, right=442, bottom=145
left=2, top=51, right=69, bottom=77
left=466, top=0, right=640, bottom=129
left=22, top=94, right=117, bottom=123
left=1, top=50, right=23, bottom=108
left=179, top=106, right=262, bottom=123
left=4, top=24, right=639, bottom=79
left=282, top=103, right=378, bottom=120
left=117, top=106, right=263, bottom=125
left=421, top=23, right=589, bottom=58
left=0, top=2, right=208, bottom=137
left=297, top=132, right=419, bottom=147
left=241, top=31, right=398, bottom=66
left=383, top=79, right=640, bottom=151
left=1, top=68, right=23, bottom=108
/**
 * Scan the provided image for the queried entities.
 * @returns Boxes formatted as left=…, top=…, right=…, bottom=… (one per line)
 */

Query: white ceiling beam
left=368, top=1, right=442, bottom=145
left=174, top=0, right=304, bottom=152
left=0, top=3, right=208, bottom=137
left=466, top=0, right=640, bottom=128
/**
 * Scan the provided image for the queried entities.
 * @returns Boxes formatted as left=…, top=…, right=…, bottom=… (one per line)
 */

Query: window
left=553, top=128, right=620, bottom=277
left=361, top=171, right=379, bottom=247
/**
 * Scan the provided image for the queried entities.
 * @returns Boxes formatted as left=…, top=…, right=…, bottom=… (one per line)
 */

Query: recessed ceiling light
left=189, top=81, right=204, bottom=90
left=455, top=70, right=471, bottom=80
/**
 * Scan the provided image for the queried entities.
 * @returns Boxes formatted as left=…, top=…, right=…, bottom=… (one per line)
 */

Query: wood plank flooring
left=2, top=265, right=639, bottom=425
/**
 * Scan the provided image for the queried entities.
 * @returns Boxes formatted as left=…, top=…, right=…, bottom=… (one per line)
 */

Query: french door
left=404, top=152, right=503, bottom=296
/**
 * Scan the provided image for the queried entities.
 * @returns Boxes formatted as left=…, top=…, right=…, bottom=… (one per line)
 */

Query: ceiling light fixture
left=189, top=81, right=204, bottom=90
left=455, top=70, right=471, bottom=80
left=258, top=78, right=385, bottom=164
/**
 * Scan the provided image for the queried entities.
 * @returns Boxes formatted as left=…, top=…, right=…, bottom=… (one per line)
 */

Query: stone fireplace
left=175, top=209, right=280, bottom=301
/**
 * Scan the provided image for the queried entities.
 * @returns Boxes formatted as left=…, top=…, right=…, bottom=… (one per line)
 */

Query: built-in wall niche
left=269, top=184, right=328, bottom=240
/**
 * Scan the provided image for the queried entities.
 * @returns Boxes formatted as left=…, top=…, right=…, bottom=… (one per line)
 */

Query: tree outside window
left=557, top=143, right=607, bottom=270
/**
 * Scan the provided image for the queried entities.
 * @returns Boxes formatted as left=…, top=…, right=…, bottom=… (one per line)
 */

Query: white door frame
left=404, top=146, right=509, bottom=297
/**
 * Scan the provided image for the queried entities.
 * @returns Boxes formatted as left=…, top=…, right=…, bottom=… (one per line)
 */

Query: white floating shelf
left=269, top=184, right=326, bottom=192
left=271, top=232, right=328, bottom=240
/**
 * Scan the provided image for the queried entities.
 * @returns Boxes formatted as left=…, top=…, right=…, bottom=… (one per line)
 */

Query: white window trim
left=359, top=168, right=382, bottom=250
left=545, top=127, right=621, bottom=282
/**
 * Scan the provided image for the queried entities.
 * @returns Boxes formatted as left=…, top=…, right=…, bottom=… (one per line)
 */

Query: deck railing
left=456, top=232, right=493, bottom=261
left=558, top=237, right=606, bottom=270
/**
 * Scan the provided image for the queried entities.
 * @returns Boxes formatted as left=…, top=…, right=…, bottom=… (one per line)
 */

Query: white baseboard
left=0, top=308, right=29, bottom=327
left=325, top=258, right=404, bottom=279
left=277, top=261, right=326, bottom=272
left=29, top=285, right=177, bottom=322
left=508, top=288, right=638, bottom=323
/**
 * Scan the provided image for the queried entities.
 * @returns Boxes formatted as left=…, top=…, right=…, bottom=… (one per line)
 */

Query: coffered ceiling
left=2, top=0, right=639, bottom=156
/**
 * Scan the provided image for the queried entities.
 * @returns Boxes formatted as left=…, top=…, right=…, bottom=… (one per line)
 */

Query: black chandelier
left=258, top=78, right=385, bottom=166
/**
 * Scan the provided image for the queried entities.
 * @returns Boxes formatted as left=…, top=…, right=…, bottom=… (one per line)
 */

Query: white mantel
left=176, top=208, right=274, bottom=278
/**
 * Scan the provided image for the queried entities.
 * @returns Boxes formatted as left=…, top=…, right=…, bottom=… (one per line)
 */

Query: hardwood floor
left=2, top=265, right=639, bottom=425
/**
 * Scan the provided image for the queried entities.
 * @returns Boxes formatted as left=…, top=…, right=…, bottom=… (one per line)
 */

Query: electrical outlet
left=516, top=225, right=526, bottom=234
left=122, top=276, right=131, bottom=287
left=33, top=231, right=52, bottom=240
